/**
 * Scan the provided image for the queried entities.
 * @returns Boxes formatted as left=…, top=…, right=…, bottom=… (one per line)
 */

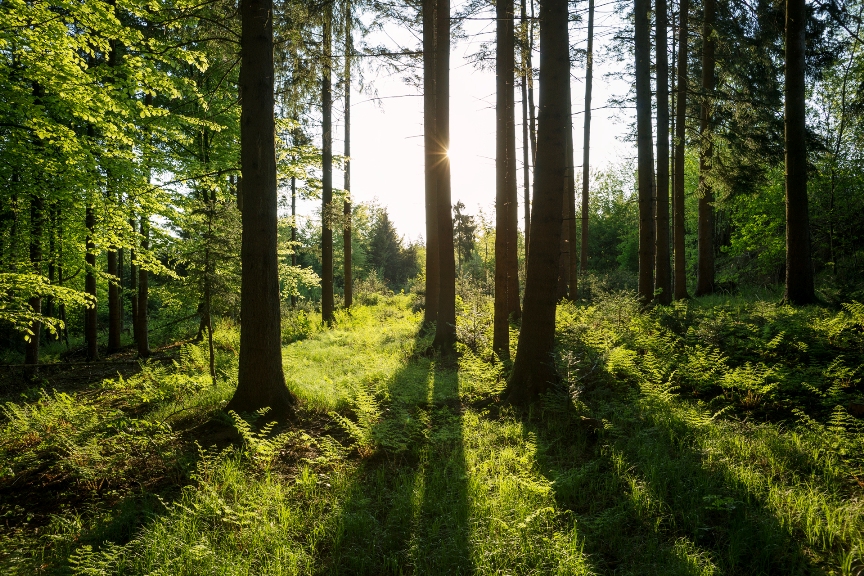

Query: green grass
left=2, top=292, right=863, bottom=574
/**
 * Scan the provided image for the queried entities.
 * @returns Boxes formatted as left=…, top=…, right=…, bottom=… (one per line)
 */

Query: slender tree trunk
left=507, top=0, right=569, bottom=404
left=521, top=0, right=531, bottom=254
left=567, top=84, right=578, bottom=297
left=205, top=202, right=216, bottom=385
left=527, top=0, right=537, bottom=168
left=654, top=0, right=671, bottom=304
left=494, top=0, right=521, bottom=357
left=227, top=0, right=295, bottom=418
left=433, top=0, right=456, bottom=354
left=695, top=0, right=715, bottom=296
left=85, top=201, right=98, bottom=361
left=45, top=204, right=57, bottom=341
left=136, top=216, right=150, bottom=358
left=25, top=195, right=44, bottom=365
left=784, top=0, right=814, bottom=304
left=635, top=0, right=656, bottom=304
left=423, top=0, right=440, bottom=329
left=321, top=6, right=335, bottom=325
left=107, top=248, right=121, bottom=352
left=557, top=81, right=574, bottom=300
left=129, top=217, right=138, bottom=337
left=580, top=0, right=594, bottom=274
left=344, top=0, right=353, bottom=309
left=674, top=0, right=689, bottom=299
left=291, top=176, right=298, bottom=307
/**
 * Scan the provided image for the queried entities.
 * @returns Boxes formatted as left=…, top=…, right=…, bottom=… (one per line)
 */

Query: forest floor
left=1, top=292, right=864, bottom=574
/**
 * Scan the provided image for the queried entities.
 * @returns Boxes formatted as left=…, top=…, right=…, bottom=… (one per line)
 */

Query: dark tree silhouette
left=580, top=0, right=594, bottom=274
left=635, top=0, right=656, bottom=303
left=654, top=0, right=671, bottom=304
left=695, top=0, right=715, bottom=297
left=673, top=0, right=689, bottom=300
left=321, top=5, right=335, bottom=324
left=423, top=0, right=440, bottom=330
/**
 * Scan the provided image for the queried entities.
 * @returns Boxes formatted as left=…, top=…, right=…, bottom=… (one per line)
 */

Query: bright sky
left=300, top=4, right=635, bottom=243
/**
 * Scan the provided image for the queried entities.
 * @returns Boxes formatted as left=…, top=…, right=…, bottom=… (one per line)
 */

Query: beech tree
left=226, top=0, right=296, bottom=418
left=507, top=0, right=569, bottom=404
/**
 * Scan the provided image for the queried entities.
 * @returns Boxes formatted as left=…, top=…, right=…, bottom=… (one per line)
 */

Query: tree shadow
left=322, top=334, right=472, bottom=575
left=528, top=384, right=821, bottom=575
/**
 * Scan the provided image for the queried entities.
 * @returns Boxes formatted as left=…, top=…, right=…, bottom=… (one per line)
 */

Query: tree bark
left=433, top=0, right=456, bottom=355
left=226, top=0, right=295, bottom=418
left=343, top=0, right=353, bottom=309
left=291, top=176, right=298, bottom=307
left=25, top=195, right=44, bottom=365
left=136, top=216, right=150, bottom=358
left=654, top=0, right=671, bottom=304
left=423, top=0, right=440, bottom=329
left=673, top=0, right=689, bottom=299
left=321, top=5, right=335, bottom=325
left=566, top=82, right=578, bottom=298
left=494, top=0, right=521, bottom=358
left=695, top=0, right=715, bottom=297
left=521, top=0, right=531, bottom=256
left=107, top=248, right=121, bottom=352
left=635, top=0, right=656, bottom=304
left=784, top=0, right=815, bottom=304
left=129, top=217, right=138, bottom=338
left=85, top=201, right=98, bottom=361
left=507, top=0, right=569, bottom=404
left=580, top=0, right=594, bottom=274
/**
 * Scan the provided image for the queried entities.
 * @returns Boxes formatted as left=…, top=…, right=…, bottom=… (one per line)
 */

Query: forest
left=1, top=0, right=864, bottom=572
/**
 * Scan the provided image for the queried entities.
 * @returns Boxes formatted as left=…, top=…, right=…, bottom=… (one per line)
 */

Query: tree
left=494, top=0, right=521, bottom=358
left=433, top=0, right=456, bottom=355
left=507, top=0, right=569, bottom=404
left=520, top=0, right=532, bottom=253
left=784, top=0, right=815, bottom=304
left=635, top=0, right=656, bottom=304
left=695, top=0, right=716, bottom=297
left=344, top=0, right=353, bottom=309
left=423, top=0, right=440, bottom=330
left=321, top=3, right=335, bottom=325
left=227, top=0, right=295, bottom=418
left=673, top=0, right=689, bottom=300
left=453, top=201, right=477, bottom=269
left=654, top=0, right=672, bottom=304
left=580, top=0, right=594, bottom=275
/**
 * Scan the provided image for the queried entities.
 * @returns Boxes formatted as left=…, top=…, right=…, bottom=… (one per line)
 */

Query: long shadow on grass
left=529, top=384, right=819, bottom=575
left=324, top=338, right=472, bottom=575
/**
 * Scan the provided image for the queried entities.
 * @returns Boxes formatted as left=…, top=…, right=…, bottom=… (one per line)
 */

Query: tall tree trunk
left=507, top=0, right=569, bottom=404
left=45, top=204, right=57, bottom=341
left=227, top=0, right=295, bottom=418
left=25, top=195, right=44, bottom=365
left=129, top=217, right=138, bottom=338
left=343, top=0, right=353, bottom=309
left=580, top=0, right=594, bottom=274
left=695, top=0, right=715, bottom=296
left=654, top=0, right=672, bottom=304
left=673, top=0, right=689, bottom=299
left=291, top=176, right=298, bottom=307
left=784, top=0, right=814, bottom=304
left=635, top=0, right=656, bottom=304
left=433, top=0, right=456, bottom=354
left=557, top=80, right=574, bottom=300
left=494, top=0, right=521, bottom=357
left=321, top=6, right=335, bottom=325
left=521, top=0, right=531, bottom=254
left=136, top=216, right=150, bottom=358
left=423, top=0, right=440, bottom=329
left=527, top=0, right=537, bottom=168
left=107, top=248, right=121, bottom=352
left=85, top=201, right=98, bottom=361
left=566, top=82, right=578, bottom=297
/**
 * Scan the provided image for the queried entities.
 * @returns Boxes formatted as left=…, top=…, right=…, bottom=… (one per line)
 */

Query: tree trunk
left=635, top=0, right=656, bottom=304
left=129, top=217, right=138, bottom=338
left=695, top=0, right=715, bottom=297
left=494, top=0, right=521, bottom=358
left=433, top=0, right=456, bottom=354
left=423, top=0, right=440, bottom=329
left=45, top=204, right=57, bottom=341
left=227, top=0, right=295, bottom=418
left=107, top=248, right=121, bottom=352
left=291, top=176, right=298, bottom=307
left=527, top=0, right=537, bottom=168
left=673, top=0, right=689, bottom=299
left=25, top=195, right=44, bottom=365
left=344, top=0, right=353, bottom=309
left=321, top=5, right=335, bottom=325
left=654, top=0, right=671, bottom=304
left=580, top=0, right=594, bottom=274
left=557, top=81, right=574, bottom=300
left=507, top=0, right=569, bottom=404
left=784, top=0, right=814, bottom=304
left=136, top=216, right=150, bottom=358
left=85, top=201, right=98, bottom=361
left=521, top=0, right=531, bottom=256
left=566, top=83, right=578, bottom=298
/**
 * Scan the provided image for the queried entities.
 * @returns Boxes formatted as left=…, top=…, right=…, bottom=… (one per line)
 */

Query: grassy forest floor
left=2, top=291, right=864, bottom=574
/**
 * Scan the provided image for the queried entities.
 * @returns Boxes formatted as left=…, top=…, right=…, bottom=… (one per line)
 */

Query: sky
left=297, top=3, right=635, bottom=243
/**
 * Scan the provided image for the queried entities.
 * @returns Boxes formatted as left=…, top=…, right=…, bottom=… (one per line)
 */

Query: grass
left=1, top=291, right=863, bottom=574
